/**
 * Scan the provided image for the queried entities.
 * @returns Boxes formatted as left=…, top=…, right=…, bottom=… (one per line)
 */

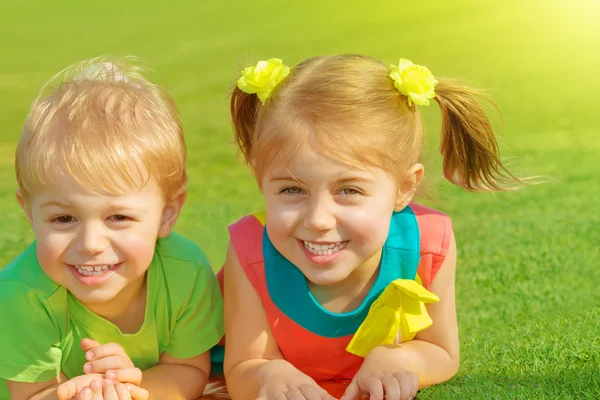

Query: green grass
left=1, top=0, right=599, bottom=398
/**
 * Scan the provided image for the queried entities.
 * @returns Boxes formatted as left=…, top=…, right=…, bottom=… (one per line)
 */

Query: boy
left=0, top=58, right=224, bottom=399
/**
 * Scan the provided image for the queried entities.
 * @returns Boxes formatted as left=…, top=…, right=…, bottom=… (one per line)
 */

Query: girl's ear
left=394, top=163, right=424, bottom=211
left=158, top=188, right=187, bottom=238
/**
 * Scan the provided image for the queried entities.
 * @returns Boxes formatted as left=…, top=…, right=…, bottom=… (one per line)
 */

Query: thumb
left=340, top=379, right=360, bottom=400
left=80, top=338, right=102, bottom=352
left=55, top=380, right=77, bottom=400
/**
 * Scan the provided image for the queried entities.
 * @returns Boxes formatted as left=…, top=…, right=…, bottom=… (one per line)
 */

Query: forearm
left=141, top=364, right=209, bottom=400
left=6, top=373, right=66, bottom=400
left=27, top=386, right=59, bottom=400
left=387, top=340, right=460, bottom=387
left=225, top=358, right=270, bottom=400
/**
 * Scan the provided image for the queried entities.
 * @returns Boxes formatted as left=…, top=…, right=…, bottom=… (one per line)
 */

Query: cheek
left=119, top=233, right=157, bottom=267
left=344, top=208, right=393, bottom=246
left=35, top=231, right=67, bottom=263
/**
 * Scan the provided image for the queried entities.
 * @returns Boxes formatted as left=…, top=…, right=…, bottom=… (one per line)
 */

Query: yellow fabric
left=346, top=277, right=439, bottom=357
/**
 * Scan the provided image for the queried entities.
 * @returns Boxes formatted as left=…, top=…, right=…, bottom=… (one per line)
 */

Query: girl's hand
left=340, top=346, right=419, bottom=400
left=75, top=379, right=149, bottom=400
left=255, top=360, right=336, bottom=400
left=80, top=339, right=143, bottom=386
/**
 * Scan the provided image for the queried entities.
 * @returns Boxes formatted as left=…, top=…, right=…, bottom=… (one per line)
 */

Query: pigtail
left=434, top=79, right=522, bottom=191
left=230, top=85, right=261, bottom=166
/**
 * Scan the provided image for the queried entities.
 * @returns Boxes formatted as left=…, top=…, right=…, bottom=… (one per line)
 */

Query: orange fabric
left=225, top=203, right=451, bottom=381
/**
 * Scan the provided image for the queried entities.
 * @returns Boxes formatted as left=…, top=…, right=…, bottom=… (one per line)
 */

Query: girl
left=222, top=55, right=522, bottom=400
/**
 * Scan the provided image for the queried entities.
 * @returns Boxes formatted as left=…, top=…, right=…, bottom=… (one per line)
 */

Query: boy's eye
left=109, top=215, right=130, bottom=221
left=282, top=187, right=304, bottom=195
left=340, top=188, right=361, bottom=196
left=53, top=215, right=75, bottom=224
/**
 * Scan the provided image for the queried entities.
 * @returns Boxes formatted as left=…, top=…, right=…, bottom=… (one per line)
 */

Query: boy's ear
left=394, top=163, right=424, bottom=211
left=16, top=190, right=33, bottom=225
left=158, top=188, right=187, bottom=238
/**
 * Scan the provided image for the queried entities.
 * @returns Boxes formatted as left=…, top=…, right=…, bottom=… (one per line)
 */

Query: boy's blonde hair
left=231, top=54, right=522, bottom=192
left=16, top=57, right=187, bottom=201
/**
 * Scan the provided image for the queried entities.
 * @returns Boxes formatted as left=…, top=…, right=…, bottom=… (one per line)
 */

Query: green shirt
left=0, top=232, right=224, bottom=384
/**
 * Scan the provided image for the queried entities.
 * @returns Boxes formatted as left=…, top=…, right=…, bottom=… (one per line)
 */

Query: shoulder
left=0, top=242, right=63, bottom=302
left=409, top=202, right=453, bottom=258
left=227, top=212, right=265, bottom=267
left=154, top=232, right=217, bottom=301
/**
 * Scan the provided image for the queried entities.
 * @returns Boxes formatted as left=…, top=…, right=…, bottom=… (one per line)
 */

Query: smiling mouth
left=302, top=241, right=348, bottom=256
left=72, top=264, right=120, bottom=276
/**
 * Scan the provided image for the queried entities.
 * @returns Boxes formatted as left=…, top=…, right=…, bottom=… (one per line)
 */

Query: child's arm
left=390, top=231, right=460, bottom=384
left=223, top=242, right=334, bottom=400
left=341, top=232, right=459, bottom=400
left=59, top=338, right=202, bottom=399
left=6, top=377, right=62, bottom=400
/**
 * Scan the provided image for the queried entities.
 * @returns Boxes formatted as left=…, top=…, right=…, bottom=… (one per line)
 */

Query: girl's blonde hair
left=16, top=56, right=187, bottom=200
left=230, top=54, right=521, bottom=192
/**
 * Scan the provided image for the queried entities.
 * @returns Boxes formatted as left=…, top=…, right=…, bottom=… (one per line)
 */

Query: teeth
left=74, top=265, right=113, bottom=276
left=303, top=241, right=344, bottom=256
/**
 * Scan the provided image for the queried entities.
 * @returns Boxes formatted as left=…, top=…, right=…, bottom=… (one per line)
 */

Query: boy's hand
left=75, top=379, right=149, bottom=400
left=55, top=373, right=106, bottom=400
left=340, top=346, right=419, bottom=400
left=80, top=339, right=143, bottom=386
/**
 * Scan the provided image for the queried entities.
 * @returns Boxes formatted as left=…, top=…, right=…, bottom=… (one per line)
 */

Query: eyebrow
left=268, top=175, right=376, bottom=185
left=268, top=175, right=306, bottom=184
left=40, top=200, right=72, bottom=209
left=336, top=176, right=376, bottom=185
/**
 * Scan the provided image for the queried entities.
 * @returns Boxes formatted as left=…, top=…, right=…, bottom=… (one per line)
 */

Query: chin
left=304, top=269, right=351, bottom=286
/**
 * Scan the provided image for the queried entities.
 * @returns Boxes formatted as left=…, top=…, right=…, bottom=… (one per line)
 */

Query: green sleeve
left=0, top=281, right=63, bottom=382
left=166, top=260, right=224, bottom=359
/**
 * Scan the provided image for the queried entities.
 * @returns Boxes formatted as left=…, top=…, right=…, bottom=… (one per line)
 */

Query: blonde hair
left=231, top=54, right=522, bottom=192
left=16, top=56, right=187, bottom=200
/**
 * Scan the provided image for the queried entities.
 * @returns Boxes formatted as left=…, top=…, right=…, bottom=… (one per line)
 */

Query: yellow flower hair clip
left=389, top=59, right=438, bottom=106
left=237, top=58, right=290, bottom=104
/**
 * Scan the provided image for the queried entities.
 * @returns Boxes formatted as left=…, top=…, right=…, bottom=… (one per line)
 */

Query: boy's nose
left=76, top=224, right=109, bottom=256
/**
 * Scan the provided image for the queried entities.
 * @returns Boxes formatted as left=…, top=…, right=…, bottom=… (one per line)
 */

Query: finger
left=56, top=380, right=78, bottom=400
left=395, top=372, right=419, bottom=400
left=103, top=379, right=119, bottom=400
left=105, top=368, right=143, bottom=385
left=84, top=356, right=134, bottom=374
left=381, top=376, right=401, bottom=400
left=81, top=338, right=102, bottom=353
left=114, top=382, right=131, bottom=400
left=299, top=384, right=323, bottom=400
left=340, top=379, right=359, bottom=400
left=126, top=383, right=149, bottom=400
left=86, top=343, right=129, bottom=362
left=76, top=387, right=92, bottom=400
left=90, top=379, right=104, bottom=400
left=365, top=377, right=384, bottom=400
left=285, top=388, right=306, bottom=400
left=319, top=388, right=337, bottom=400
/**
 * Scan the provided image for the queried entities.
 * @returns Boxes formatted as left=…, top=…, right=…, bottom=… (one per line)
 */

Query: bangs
left=17, top=79, right=186, bottom=198
left=252, top=106, right=411, bottom=184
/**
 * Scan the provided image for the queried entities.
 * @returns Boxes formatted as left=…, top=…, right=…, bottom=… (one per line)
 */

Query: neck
left=83, top=273, right=147, bottom=322
left=309, top=249, right=382, bottom=313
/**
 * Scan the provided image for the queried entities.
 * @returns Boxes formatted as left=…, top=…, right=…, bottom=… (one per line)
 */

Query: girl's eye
left=53, top=215, right=75, bottom=224
left=109, top=215, right=130, bottom=221
left=282, top=187, right=304, bottom=195
left=340, top=188, right=361, bottom=196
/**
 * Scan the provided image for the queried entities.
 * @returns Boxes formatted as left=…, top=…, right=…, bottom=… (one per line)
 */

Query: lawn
left=1, top=0, right=599, bottom=398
